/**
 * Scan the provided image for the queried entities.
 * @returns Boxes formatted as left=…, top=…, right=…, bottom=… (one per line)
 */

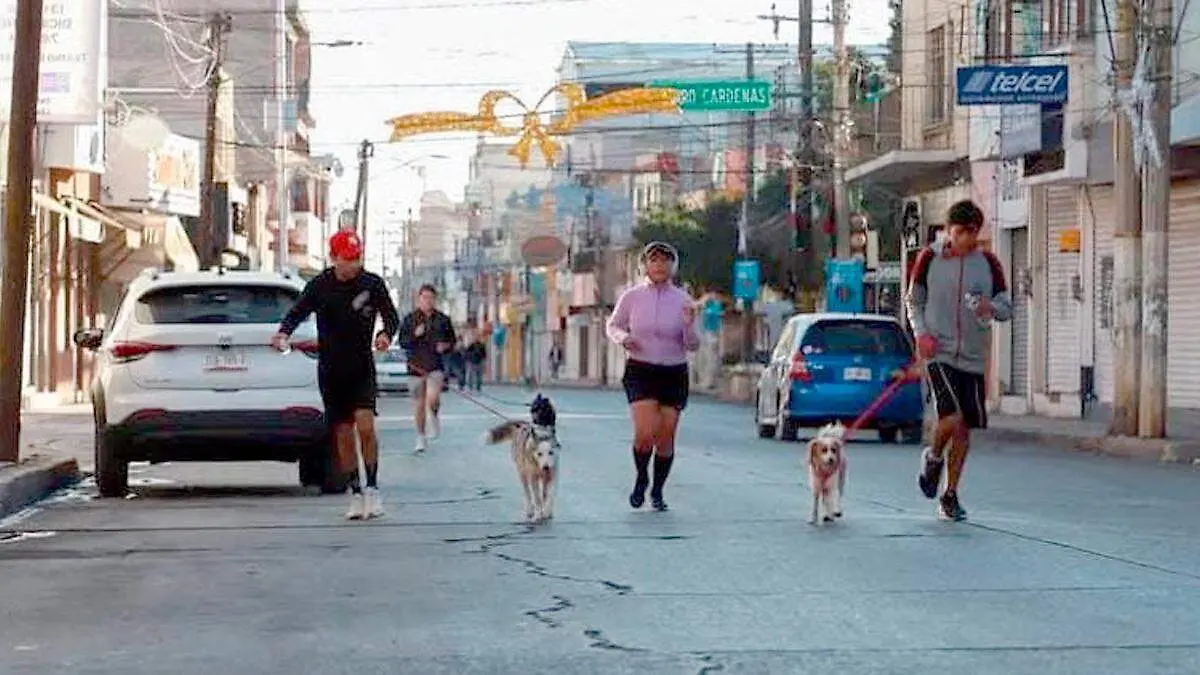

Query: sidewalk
left=0, top=406, right=90, bottom=521
left=985, top=408, right=1200, bottom=465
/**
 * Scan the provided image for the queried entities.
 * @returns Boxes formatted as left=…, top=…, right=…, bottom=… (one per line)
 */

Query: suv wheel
left=299, top=438, right=346, bottom=494
left=94, top=426, right=129, bottom=498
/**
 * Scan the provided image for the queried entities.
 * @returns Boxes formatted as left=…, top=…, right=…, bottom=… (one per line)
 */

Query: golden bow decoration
left=385, top=82, right=682, bottom=168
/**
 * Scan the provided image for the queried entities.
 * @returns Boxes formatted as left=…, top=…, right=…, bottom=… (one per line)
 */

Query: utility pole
left=273, top=0, right=290, bottom=273
left=1110, top=0, right=1142, bottom=437
left=759, top=0, right=821, bottom=291
left=740, top=42, right=757, bottom=361
left=831, top=0, right=851, bottom=258
left=199, top=12, right=231, bottom=269
left=0, top=0, right=44, bottom=463
left=1139, top=0, right=1172, bottom=438
left=583, top=175, right=608, bottom=387
left=352, top=139, right=373, bottom=244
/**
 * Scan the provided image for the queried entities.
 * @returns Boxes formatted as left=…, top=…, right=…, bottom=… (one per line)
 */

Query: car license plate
left=843, top=367, right=872, bottom=382
left=203, top=350, right=248, bottom=372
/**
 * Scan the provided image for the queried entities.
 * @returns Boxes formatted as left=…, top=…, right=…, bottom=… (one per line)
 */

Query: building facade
left=850, top=0, right=1200, bottom=421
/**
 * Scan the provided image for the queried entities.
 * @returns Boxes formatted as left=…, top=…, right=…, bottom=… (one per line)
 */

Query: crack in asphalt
left=583, top=628, right=648, bottom=653
left=694, top=653, right=727, bottom=674
left=524, top=594, right=574, bottom=628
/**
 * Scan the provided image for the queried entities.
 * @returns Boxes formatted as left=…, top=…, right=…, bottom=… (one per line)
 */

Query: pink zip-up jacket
left=606, top=280, right=701, bottom=366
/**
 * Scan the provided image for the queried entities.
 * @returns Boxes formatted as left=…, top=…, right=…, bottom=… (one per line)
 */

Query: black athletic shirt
left=277, top=269, right=400, bottom=378
left=397, top=308, right=457, bottom=376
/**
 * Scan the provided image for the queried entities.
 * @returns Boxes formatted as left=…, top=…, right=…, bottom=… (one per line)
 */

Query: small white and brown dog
left=807, top=422, right=848, bottom=525
left=483, top=395, right=560, bottom=524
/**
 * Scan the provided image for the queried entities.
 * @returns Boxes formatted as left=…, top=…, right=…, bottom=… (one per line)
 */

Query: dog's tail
left=482, top=420, right=524, bottom=445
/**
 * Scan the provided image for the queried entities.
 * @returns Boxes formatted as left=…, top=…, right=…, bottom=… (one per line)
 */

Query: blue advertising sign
left=956, top=65, right=1068, bottom=106
left=825, top=258, right=865, bottom=313
left=733, top=260, right=760, bottom=302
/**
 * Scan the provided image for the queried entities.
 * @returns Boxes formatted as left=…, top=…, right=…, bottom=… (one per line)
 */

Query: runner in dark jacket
left=396, top=283, right=456, bottom=453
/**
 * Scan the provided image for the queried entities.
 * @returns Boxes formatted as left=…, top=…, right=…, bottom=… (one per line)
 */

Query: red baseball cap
left=329, top=230, right=364, bottom=260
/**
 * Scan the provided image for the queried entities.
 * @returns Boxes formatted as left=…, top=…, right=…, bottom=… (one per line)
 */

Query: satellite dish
left=120, top=113, right=171, bottom=151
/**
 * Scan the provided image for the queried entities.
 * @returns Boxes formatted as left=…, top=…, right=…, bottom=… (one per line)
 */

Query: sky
left=305, top=0, right=892, bottom=221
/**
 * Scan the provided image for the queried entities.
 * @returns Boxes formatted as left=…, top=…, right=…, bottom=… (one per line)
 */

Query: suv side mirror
left=73, top=328, right=104, bottom=351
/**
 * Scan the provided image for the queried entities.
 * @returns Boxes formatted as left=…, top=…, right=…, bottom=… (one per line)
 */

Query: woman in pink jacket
left=606, top=242, right=700, bottom=511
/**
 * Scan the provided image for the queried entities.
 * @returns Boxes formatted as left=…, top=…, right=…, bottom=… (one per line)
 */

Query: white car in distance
left=375, top=347, right=410, bottom=394
left=74, top=267, right=340, bottom=497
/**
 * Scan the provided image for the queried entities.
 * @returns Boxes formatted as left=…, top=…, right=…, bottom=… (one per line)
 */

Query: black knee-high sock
left=365, top=463, right=378, bottom=489
left=651, top=454, right=674, bottom=493
left=346, top=469, right=362, bottom=494
left=632, top=447, right=651, bottom=485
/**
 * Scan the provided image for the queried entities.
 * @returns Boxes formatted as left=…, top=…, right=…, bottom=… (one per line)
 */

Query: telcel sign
left=956, top=65, right=1068, bottom=106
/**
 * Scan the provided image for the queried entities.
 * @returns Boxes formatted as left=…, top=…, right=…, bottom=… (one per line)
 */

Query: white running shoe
left=364, top=488, right=385, bottom=519
left=345, top=492, right=366, bottom=521
left=428, top=410, right=441, bottom=439
left=414, top=435, right=427, bottom=454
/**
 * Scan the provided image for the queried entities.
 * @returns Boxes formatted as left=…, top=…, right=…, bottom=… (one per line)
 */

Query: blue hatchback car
left=754, top=313, right=925, bottom=443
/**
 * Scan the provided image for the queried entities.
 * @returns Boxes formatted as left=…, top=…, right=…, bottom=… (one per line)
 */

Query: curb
left=979, top=426, right=1200, bottom=466
left=0, top=455, right=81, bottom=521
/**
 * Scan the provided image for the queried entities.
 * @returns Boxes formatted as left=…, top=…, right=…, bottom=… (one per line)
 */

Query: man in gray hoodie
left=906, top=200, right=1012, bottom=521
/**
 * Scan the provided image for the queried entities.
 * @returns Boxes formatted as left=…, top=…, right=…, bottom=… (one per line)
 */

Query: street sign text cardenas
left=956, top=65, right=1068, bottom=105
left=651, top=80, right=773, bottom=112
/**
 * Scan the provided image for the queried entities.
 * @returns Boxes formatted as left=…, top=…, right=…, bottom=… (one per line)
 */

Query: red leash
left=842, top=363, right=923, bottom=441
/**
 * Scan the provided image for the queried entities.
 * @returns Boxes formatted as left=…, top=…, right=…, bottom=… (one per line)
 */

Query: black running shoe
left=938, top=491, right=967, bottom=522
left=918, top=446, right=944, bottom=499
left=650, top=488, right=668, bottom=511
left=629, top=478, right=648, bottom=509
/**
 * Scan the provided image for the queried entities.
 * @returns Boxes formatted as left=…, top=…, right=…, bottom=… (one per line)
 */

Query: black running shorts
left=622, top=359, right=690, bottom=410
left=318, top=368, right=377, bottom=425
left=927, top=361, right=988, bottom=429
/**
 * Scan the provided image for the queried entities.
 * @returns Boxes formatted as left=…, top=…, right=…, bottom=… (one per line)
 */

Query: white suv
left=74, top=267, right=340, bottom=497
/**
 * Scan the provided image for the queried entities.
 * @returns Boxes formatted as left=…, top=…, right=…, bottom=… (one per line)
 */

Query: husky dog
left=807, top=422, right=848, bottom=525
left=483, top=395, right=560, bottom=523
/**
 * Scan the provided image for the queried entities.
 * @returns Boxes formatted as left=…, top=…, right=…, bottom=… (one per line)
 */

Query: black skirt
left=622, top=359, right=690, bottom=410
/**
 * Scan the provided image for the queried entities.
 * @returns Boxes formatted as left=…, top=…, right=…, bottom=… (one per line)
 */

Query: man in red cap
left=273, top=229, right=400, bottom=520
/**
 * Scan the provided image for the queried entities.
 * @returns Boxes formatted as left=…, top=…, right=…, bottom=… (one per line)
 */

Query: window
left=801, top=320, right=913, bottom=358
left=1043, top=0, right=1090, bottom=47
left=984, top=0, right=1010, bottom=59
left=135, top=285, right=300, bottom=325
left=926, top=25, right=948, bottom=125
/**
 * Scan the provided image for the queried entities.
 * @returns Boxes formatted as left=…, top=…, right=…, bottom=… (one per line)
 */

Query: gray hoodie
left=905, top=240, right=1013, bottom=375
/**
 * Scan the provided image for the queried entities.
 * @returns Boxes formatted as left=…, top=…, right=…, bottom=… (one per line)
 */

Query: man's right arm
left=278, top=278, right=320, bottom=336
left=905, top=248, right=933, bottom=339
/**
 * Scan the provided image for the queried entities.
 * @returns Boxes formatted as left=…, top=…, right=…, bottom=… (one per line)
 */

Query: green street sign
left=649, top=80, right=773, bottom=112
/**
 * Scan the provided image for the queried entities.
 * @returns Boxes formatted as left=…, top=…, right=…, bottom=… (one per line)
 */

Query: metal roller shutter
left=1045, top=185, right=1081, bottom=393
left=1086, top=185, right=1115, bottom=403
left=1010, top=228, right=1030, bottom=395
left=1168, top=181, right=1200, bottom=409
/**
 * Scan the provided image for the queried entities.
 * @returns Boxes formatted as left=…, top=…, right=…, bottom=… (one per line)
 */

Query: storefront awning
left=104, top=209, right=201, bottom=273
left=32, top=192, right=105, bottom=244
left=843, top=149, right=967, bottom=193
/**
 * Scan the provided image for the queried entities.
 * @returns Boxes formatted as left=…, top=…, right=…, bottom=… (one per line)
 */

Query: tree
left=886, top=0, right=902, bottom=75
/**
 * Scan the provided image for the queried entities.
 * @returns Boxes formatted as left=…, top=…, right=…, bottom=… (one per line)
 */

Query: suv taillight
left=110, top=341, right=176, bottom=363
left=789, top=352, right=812, bottom=382
left=292, top=339, right=320, bottom=359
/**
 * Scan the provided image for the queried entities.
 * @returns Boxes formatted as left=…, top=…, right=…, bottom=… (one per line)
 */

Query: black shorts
left=927, top=362, right=988, bottom=429
left=622, top=359, right=690, bottom=410
left=319, top=370, right=377, bottom=425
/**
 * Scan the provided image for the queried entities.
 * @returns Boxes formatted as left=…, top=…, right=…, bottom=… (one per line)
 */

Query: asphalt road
left=3, top=386, right=1200, bottom=674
